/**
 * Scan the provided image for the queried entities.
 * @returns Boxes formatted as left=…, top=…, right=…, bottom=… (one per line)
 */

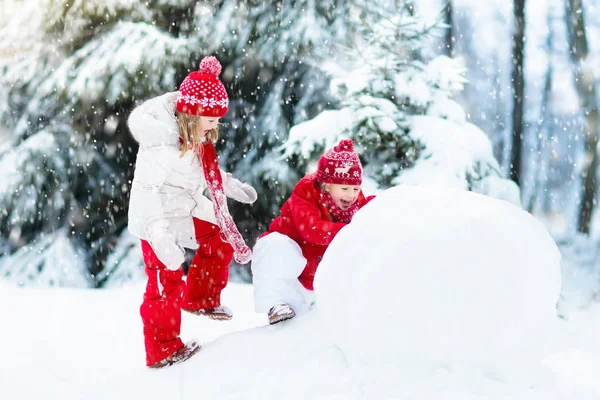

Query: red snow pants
left=139, top=218, right=234, bottom=366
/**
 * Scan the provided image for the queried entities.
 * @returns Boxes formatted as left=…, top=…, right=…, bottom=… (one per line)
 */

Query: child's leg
left=251, top=233, right=312, bottom=315
left=139, top=240, right=185, bottom=367
left=181, top=218, right=234, bottom=310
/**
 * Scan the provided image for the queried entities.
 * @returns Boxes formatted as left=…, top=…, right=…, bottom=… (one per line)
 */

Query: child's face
left=325, top=183, right=361, bottom=210
left=198, top=117, right=220, bottom=138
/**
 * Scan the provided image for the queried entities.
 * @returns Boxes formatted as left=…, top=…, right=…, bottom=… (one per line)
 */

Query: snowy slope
left=0, top=281, right=599, bottom=400
left=1, top=186, right=600, bottom=399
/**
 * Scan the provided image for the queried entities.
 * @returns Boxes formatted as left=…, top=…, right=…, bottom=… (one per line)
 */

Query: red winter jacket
left=265, top=174, right=374, bottom=290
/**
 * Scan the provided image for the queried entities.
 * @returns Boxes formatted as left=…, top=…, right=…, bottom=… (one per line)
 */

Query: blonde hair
left=176, top=112, right=219, bottom=158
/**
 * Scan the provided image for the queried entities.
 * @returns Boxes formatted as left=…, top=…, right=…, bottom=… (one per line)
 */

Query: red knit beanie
left=176, top=56, right=229, bottom=117
left=316, top=139, right=363, bottom=185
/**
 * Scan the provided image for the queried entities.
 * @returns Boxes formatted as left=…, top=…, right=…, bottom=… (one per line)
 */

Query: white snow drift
left=315, top=184, right=562, bottom=378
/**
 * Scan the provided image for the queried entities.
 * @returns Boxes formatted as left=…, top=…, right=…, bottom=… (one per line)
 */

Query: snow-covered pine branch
left=282, top=3, right=520, bottom=204
left=0, top=125, right=122, bottom=287
left=11, top=21, right=198, bottom=140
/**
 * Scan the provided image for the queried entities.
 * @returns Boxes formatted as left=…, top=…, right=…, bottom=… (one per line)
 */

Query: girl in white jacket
left=128, top=56, right=257, bottom=368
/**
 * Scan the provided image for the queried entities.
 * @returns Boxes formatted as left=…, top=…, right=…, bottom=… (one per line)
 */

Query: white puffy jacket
left=127, top=92, right=255, bottom=267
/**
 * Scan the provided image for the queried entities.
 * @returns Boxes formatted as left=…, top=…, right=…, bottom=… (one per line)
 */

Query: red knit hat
left=176, top=56, right=229, bottom=117
left=316, top=139, right=363, bottom=185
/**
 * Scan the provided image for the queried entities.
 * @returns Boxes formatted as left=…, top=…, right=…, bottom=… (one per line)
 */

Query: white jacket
left=127, top=92, right=255, bottom=263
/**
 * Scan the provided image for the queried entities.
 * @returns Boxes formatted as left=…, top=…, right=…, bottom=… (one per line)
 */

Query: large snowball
left=314, top=185, right=561, bottom=375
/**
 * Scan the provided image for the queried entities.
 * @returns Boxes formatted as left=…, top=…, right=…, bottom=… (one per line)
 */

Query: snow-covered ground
left=1, top=185, right=600, bottom=399
left=0, top=283, right=599, bottom=399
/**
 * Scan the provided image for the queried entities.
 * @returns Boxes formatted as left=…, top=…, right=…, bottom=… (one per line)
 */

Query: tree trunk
left=526, top=10, right=554, bottom=213
left=444, top=0, right=455, bottom=57
left=565, top=0, right=599, bottom=235
left=509, top=0, right=526, bottom=186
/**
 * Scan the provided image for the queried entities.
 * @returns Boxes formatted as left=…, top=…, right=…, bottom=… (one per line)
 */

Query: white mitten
left=222, top=172, right=258, bottom=204
left=150, top=234, right=185, bottom=271
left=146, top=220, right=185, bottom=271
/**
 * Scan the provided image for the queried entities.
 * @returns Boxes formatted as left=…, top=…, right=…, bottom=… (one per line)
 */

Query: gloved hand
left=146, top=220, right=185, bottom=271
left=222, top=172, right=258, bottom=204
left=150, top=233, right=185, bottom=271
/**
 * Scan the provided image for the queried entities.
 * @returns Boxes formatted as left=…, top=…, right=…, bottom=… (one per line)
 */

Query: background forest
left=0, top=0, right=598, bottom=294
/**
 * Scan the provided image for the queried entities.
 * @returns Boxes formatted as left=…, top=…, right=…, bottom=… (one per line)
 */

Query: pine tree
left=283, top=1, right=441, bottom=182
left=0, top=0, right=357, bottom=286
left=198, top=0, right=355, bottom=239
left=282, top=0, right=520, bottom=203
left=0, top=0, right=204, bottom=286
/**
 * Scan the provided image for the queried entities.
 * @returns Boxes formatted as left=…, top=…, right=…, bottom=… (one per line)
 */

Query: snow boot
left=182, top=305, right=233, bottom=321
left=268, top=303, right=296, bottom=325
left=148, top=339, right=201, bottom=369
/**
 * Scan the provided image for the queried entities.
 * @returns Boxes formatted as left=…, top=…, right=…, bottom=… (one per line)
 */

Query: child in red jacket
left=251, top=139, right=374, bottom=324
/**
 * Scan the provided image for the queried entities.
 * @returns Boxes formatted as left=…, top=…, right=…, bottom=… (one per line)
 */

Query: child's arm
left=131, top=150, right=186, bottom=270
left=194, top=169, right=257, bottom=205
left=290, top=194, right=346, bottom=246
left=220, top=169, right=258, bottom=204
left=363, top=194, right=376, bottom=206
left=128, top=102, right=186, bottom=270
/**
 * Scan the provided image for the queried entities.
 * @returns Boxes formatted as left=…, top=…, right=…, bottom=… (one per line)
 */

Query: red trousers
left=139, top=218, right=234, bottom=366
